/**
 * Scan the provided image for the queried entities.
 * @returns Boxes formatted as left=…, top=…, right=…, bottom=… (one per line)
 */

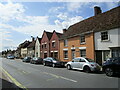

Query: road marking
left=1, top=67, right=28, bottom=90
left=43, top=72, right=77, bottom=83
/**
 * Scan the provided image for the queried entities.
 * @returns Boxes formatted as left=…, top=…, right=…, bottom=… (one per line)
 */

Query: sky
left=0, top=0, right=119, bottom=52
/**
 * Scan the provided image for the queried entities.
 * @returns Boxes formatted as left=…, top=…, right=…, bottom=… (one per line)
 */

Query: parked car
left=22, top=57, right=31, bottom=62
left=43, top=57, right=66, bottom=67
left=65, top=57, right=101, bottom=73
left=30, top=57, right=43, bottom=64
left=102, top=57, right=120, bottom=77
left=7, top=55, right=15, bottom=59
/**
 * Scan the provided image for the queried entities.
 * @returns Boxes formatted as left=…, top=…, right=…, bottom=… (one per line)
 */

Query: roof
left=56, top=32, right=63, bottom=38
left=60, top=6, right=120, bottom=40
left=36, top=37, right=42, bottom=43
left=27, top=40, right=36, bottom=48
left=19, top=41, right=31, bottom=48
left=45, top=31, right=53, bottom=40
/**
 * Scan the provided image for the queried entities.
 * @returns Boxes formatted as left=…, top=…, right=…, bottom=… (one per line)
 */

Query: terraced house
left=59, top=6, right=120, bottom=65
left=41, top=31, right=53, bottom=58
left=50, top=30, right=63, bottom=59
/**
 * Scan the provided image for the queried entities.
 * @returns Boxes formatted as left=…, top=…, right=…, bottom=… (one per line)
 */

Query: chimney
left=31, top=36, right=35, bottom=41
left=63, top=29, right=67, bottom=34
left=94, top=6, right=102, bottom=16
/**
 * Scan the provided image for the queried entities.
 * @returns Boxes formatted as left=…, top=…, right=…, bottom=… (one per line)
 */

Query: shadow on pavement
left=1, top=78, right=26, bottom=90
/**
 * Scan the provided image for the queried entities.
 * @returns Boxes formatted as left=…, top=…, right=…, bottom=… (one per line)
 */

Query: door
left=71, top=58, right=80, bottom=69
left=79, top=58, right=86, bottom=69
left=71, top=50, right=76, bottom=60
left=96, top=51, right=102, bottom=66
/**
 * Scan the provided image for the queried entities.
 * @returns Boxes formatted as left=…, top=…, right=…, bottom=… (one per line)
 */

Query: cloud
left=0, top=2, right=25, bottom=23
left=55, top=16, right=83, bottom=29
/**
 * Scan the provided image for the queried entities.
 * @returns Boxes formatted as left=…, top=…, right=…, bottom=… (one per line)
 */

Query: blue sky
left=0, top=1, right=119, bottom=51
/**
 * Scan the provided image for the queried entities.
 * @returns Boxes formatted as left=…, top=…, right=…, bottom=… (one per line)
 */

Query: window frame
left=80, top=35, right=85, bottom=44
left=64, top=39, right=68, bottom=47
left=64, top=51, right=68, bottom=59
left=101, top=31, right=109, bottom=41
left=80, top=49, right=86, bottom=57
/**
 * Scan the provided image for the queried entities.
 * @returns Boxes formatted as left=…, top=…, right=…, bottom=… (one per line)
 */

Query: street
left=1, top=58, right=119, bottom=89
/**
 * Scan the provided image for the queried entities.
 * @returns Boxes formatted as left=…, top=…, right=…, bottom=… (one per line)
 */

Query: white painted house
left=35, top=37, right=41, bottom=57
left=95, top=28, right=120, bottom=65
left=94, top=6, right=120, bottom=65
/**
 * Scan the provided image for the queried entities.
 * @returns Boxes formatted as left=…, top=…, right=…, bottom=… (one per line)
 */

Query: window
left=80, top=50, right=86, bottom=57
left=101, top=31, right=109, bottom=41
left=44, top=44, right=47, bottom=48
left=54, top=52, right=58, bottom=59
left=80, top=35, right=85, bottom=44
left=64, top=39, right=68, bottom=47
left=52, top=42, right=55, bottom=48
left=42, top=45, right=44, bottom=49
left=64, top=51, right=68, bottom=59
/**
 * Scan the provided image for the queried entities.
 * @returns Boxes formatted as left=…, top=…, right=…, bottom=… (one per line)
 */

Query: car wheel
left=52, top=63, right=55, bottom=68
left=84, top=66, right=91, bottom=73
left=105, top=68, right=114, bottom=77
left=67, top=65, right=72, bottom=70
left=43, top=62, right=46, bottom=66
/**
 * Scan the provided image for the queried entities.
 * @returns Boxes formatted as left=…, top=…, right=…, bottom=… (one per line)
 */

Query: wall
left=35, top=39, right=40, bottom=57
left=59, top=33, right=95, bottom=62
left=95, top=28, right=120, bottom=50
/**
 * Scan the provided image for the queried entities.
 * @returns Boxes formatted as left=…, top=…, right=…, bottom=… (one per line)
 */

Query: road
left=1, top=57, right=119, bottom=89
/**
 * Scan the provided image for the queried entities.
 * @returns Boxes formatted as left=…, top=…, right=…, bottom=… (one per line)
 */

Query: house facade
left=35, top=37, right=41, bottom=57
left=41, top=31, right=53, bottom=58
left=95, top=28, right=120, bottom=65
left=20, top=41, right=31, bottom=58
left=27, top=39, right=35, bottom=58
left=50, top=30, right=63, bottom=59
left=59, top=32, right=95, bottom=62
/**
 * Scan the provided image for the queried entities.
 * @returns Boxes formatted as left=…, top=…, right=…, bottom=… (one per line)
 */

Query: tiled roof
left=56, top=32, right=63, bottom=38
left=46, top=31, right=53, bottom=40
left=60, top=6, right=120, bottom=40
left=20, top=41, right=31, bottom=48
left=27, top=40, right=35, bottom=48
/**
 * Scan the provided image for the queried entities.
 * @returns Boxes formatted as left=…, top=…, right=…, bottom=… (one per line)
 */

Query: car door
left=71, top=58, right=81, bottom=69
left=79, top=58, right=86, bottom=69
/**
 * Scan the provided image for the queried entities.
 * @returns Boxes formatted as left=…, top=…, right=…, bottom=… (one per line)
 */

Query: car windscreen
left=85, top=58, right=94, bottom=62
left=52, top=58, right=59, bottom=61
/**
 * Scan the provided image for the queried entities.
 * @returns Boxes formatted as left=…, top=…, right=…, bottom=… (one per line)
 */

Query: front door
left=72, top=50, right=76, bottom=60
left=96, top=51, right=102, bottom=66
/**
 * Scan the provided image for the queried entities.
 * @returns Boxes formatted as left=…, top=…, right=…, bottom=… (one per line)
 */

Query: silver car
left=66, top=57, right=101, bottom=73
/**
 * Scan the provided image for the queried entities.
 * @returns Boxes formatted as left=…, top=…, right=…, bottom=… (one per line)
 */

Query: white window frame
left=64, top=39, right=68, bottom=47
left=101, top=31, right=109, bottom=41
left=80, top=35, right=85, bottom=44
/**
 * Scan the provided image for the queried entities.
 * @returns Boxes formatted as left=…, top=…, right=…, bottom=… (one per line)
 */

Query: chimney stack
left=31, top=36, right=35, bottom=41
left=63, top=29, right=67, bottom=34
left=94, top=6, right=102, bottom=16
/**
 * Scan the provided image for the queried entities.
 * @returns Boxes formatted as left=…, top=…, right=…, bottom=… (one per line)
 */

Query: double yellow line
left=1, top=67, right=28, bottom=90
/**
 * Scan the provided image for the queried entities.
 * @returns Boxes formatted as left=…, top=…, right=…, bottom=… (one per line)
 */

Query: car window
left=73, top=58, right=80, bottom=62
left=80, top=59, right=86, bottom=62
left=85, top=58, right=94, bottom=62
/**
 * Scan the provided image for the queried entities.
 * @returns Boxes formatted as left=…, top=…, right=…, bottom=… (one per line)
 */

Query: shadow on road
left=1, top=78, right=26, bottom=90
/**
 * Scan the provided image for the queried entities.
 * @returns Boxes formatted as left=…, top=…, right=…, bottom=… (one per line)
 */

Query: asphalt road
left=1, top=58, right=119, bottom=89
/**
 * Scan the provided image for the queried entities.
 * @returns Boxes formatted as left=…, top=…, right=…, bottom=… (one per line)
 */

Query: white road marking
left=43, top=72, right=77, bottom=83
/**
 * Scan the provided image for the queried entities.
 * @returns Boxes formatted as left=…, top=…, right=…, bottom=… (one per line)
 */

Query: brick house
left=41, top=30, right=53, bottom=58
left=50, top=30, right=63, bottom=59
left=59, top=6, right=120, bottom=64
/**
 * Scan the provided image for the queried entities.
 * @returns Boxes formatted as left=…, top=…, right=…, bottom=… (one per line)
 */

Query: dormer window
left=101, top=31, right=109, bottom=41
